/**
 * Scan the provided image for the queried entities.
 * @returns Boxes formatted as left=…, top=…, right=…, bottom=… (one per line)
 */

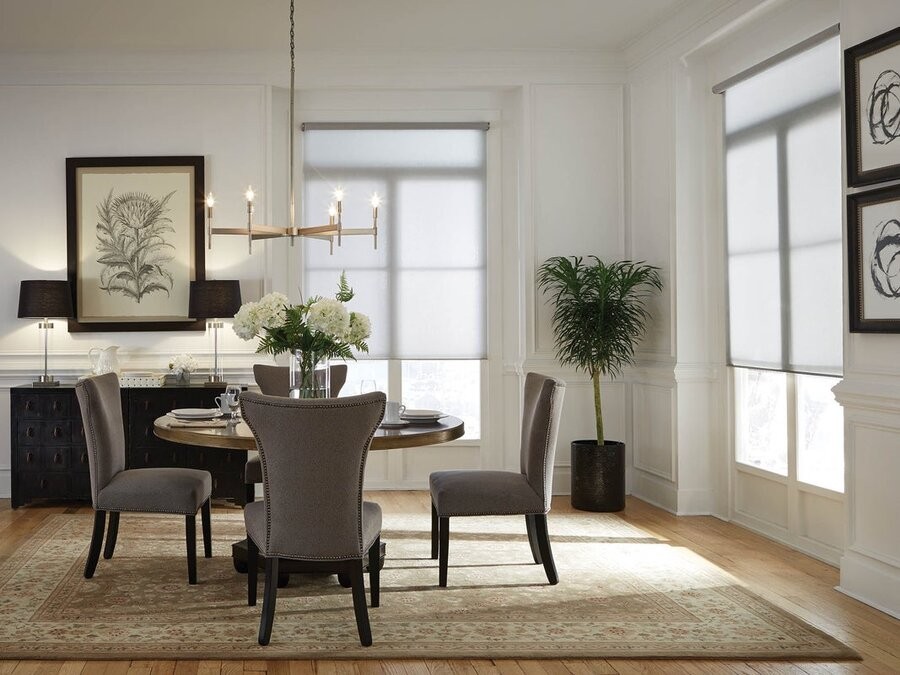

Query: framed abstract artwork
left=848, top=184, right=900, bottom=332
left=846, top=25, right=900, bottom=186
left=66, top=156, right=206, bottom=332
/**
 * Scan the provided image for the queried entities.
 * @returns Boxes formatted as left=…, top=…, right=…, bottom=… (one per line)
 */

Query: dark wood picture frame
left=848, top=183, right=900, bottom=332
left=66, top=155, right=206, bottom=333
left=845, top=25, right=900, bottom=187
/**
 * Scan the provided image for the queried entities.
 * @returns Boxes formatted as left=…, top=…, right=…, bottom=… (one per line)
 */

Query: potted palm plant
left=538, top=256, right=662, bottom=511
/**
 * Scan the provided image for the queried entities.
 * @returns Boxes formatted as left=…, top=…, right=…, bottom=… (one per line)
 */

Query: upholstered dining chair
left=75, top=373, right=213, bottom=584
left=240, top=391, right=385, bottom=646
left=244, top=363, right=348, bottom=503
left=429, top=372, right=565, bottom=587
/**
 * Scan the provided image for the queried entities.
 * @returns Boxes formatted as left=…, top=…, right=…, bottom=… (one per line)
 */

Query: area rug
left=0, top=510, right=857, bottom=660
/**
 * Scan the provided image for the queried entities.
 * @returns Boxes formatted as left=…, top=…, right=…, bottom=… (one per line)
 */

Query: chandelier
left=206, top=0, right=380, bottom=255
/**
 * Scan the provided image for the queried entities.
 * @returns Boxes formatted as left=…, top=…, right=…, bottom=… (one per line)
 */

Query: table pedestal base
left=231, top=539, right=386, bottom=588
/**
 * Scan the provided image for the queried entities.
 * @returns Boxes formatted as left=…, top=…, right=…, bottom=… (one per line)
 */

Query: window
left=301, top=125, right=487, bottom=439
left=724, top=35, right=843, bottom=492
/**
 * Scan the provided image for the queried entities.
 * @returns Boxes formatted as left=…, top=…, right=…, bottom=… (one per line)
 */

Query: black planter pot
left=570, top=440, right=626, bottom=512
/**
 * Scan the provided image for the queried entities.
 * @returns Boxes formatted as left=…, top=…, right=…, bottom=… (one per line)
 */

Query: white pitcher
left=89, top=346, right=121, bottom=376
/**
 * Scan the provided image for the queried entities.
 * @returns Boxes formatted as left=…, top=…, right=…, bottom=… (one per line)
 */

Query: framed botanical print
left=848, top=184, right=900, bottom=332
left=66, top=156, right=206, bottom=332
left=845, top=25, right=900, bottom=186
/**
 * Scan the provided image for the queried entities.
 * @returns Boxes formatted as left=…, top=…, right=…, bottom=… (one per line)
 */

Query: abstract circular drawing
left=867, top=70, right=900, bottom=145
left=870, top=218, right=900, bottom=299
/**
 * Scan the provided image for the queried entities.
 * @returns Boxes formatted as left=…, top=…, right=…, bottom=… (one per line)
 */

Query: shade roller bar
left=302, top=122, right=490, bottom=132
left=712, top=24, right=839, bottom=94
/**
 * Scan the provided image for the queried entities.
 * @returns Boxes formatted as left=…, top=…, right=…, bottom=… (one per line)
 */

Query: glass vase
left=289, top=349, right=330, bottom=399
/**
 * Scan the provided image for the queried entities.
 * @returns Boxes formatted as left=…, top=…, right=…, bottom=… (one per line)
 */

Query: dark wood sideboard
left=10, top=384, right=248, bottom=509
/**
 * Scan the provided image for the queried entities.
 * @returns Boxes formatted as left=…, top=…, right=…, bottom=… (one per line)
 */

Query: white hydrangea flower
left=232, top=301, right=260, bottom=340
left=232, top=292, right=288, bottom=341
left=256, top=292, right=288, bottom=329
left=169, top=353, right=199, bottom=375
left=347, top=311, right=371, bottom=344
left=307, top=297, right=350, bottom=338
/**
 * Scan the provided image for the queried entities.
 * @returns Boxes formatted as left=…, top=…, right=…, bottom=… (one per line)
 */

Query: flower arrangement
left=168, top=353, right=199, bottom=379
left=233, top=274, right=371, bottom=395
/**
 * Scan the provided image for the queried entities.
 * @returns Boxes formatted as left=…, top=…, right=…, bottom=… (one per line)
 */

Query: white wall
left=834, top=0, right=900, bottom=619
left=0, top=49, right=628, bottom=497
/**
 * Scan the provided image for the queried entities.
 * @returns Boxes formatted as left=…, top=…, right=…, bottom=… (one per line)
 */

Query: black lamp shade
left=188, top=280, right=242, bottom=319
left=18, top=280, right=74, bottom=319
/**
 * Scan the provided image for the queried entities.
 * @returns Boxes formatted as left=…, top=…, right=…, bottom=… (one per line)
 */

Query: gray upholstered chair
left=244, top=363, right=348, bottom=503
left=240, top=391, right=385, bottom=646
left=75, top=373, right=212, bottom=584
left=429, top=372, right=565, bottom=587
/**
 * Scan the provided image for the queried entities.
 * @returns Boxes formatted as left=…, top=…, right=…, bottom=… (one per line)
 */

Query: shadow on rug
left=0, top=511, right=858, bottom=660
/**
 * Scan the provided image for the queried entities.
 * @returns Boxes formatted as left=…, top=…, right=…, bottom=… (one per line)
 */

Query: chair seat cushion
left=430, top=470, right=544, bottom=517
left=245, top=455, right=261, bottom=484
left=245, top=499, right=382, bottom=559
left=97, top=468, right=211, bottom=515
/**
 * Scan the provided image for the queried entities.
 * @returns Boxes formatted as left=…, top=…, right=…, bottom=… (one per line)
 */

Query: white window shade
left=724, top=35, right=842, bottom=376
left=301, top=127, right=487, bottom=359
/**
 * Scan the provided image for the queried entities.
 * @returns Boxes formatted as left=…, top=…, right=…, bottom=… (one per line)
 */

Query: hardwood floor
left=1, top=491, right=898, bottom=674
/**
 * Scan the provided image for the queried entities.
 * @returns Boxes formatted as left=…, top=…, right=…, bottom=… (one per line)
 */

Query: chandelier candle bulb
left=245, top=186, right=255, bottom=254
left=205, top=193, right=215, bottom=249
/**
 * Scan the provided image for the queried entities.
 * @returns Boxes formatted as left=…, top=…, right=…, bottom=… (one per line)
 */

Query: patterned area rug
left=0, top=511, right=857, bottom=660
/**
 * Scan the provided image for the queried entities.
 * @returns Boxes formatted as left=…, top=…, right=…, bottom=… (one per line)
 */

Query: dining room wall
left=0, top=43, right=634, bottom=498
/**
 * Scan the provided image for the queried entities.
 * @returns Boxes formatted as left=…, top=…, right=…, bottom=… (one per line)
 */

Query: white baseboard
left=839, top=549, right=900, bottom=619
left=731, top=510, right=842, bottom=567
left=0, top=468, right=8, bottom=500
left=675, top=487, right=717, bottom=515
left=630, top=469, right=677, bottom=513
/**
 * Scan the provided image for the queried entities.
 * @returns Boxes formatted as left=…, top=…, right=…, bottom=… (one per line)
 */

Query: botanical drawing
left=95, top=189, right=176, bottom=303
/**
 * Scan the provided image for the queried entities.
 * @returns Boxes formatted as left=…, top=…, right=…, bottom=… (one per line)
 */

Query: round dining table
left=153, top=414, right=465, bottom=452
left=153, top=412, right=464, bottom=584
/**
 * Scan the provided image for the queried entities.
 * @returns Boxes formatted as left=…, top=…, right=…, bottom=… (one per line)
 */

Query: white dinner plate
left=170, top=408, right=222, bottom=419
left=401, top=409, right=443, bottom=418
left=379, top=420, right=410, bottom=429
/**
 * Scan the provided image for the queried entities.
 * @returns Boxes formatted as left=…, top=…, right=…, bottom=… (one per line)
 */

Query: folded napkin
left=167, top=419, right=229, bottom=429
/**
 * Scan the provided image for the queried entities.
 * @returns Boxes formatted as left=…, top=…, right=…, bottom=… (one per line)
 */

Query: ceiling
left=0, top=0, right=690, bottom=53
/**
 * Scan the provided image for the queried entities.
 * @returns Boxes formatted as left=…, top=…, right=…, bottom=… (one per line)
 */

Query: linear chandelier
left=206, top=0, right=380, bottom=255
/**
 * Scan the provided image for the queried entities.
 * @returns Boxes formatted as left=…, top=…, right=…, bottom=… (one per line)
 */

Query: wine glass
left=225, top=384, right=242, bottom=420
left=360, top=379, right=377, bottom=395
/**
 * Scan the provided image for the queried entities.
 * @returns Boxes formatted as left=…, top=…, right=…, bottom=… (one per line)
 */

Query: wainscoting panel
left=631, top=382, right=674, bottom=480
left=734, top=469, right=789, bottom=530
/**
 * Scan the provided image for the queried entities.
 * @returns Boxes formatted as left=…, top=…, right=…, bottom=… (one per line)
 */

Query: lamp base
left=33, top=375, right=60, bottom=387
left=204, top=376, right=227, bottom=388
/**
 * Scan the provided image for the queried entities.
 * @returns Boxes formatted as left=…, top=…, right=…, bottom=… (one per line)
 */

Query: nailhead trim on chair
left=241, top=394, right=385, bottom=561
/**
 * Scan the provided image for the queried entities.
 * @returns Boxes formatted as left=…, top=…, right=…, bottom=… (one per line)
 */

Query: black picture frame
left=845, top=25, right=900, bottom=187
left=66, top=156, right=206, bottom=332
left=848, top=183, right=900, bottom=332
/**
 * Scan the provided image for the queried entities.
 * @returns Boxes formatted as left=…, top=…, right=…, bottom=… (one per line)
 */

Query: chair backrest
left=240, top=391, right=385, bottom=559
left=519, top=372, right=566, bottom=512
left=74, top=372, right=126, bottom=508
left=253, top=363, right=348, bottom=397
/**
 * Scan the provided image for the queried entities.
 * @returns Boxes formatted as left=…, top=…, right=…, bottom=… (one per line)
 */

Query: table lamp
left=18, top=280, right=74, bottom=387
left=188, top=280, right=242, bottom=386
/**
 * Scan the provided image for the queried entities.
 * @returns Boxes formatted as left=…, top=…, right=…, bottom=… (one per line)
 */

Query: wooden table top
left=153, top=414, right=465, bottom=451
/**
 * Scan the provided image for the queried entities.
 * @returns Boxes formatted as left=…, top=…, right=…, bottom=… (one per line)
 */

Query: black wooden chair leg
left=368, top=536, right=380, bottom=608
left=245, top=482, right=255, bottom=505
left=84, top=510, right=106, bottom=579
left=201, top=499, right=212, bottom=558
left=431, top=502, right=439, bottom=560
left=525, top=514, right=543, bottom=564
left=103, top=511, right=120, bottom=560
left=185, top=514, right=197, bottom=585
left=348, top=559, right=373, bottom=646
left=258, top=557, right=279, bottom=645
left=247, top=535, right=259, bottom=607
left=533, top=513, right=558, bottom=585
left=438, top=516, right=449, bottom=587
